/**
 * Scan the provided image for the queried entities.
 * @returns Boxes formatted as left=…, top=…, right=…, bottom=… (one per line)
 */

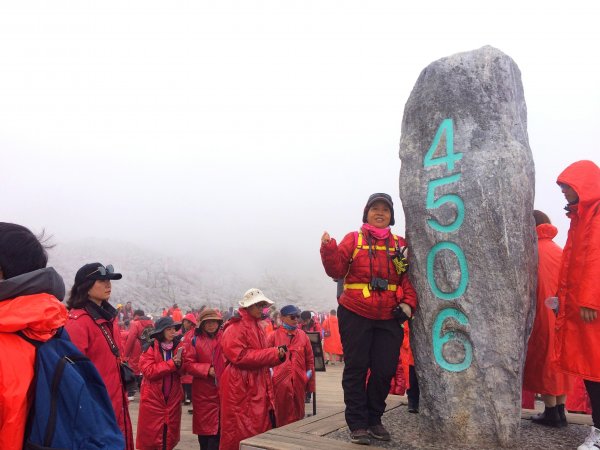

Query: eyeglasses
left=87, top=264, right=115, bottom=278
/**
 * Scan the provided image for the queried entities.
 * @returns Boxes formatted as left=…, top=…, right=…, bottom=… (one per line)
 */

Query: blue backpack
left=18, top=327, right=125, bottom=450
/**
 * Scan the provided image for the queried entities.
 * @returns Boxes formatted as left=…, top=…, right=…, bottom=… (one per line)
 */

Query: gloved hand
left=306, top=369, right=313, bottom=380
left=399, top=303, right=412, bottom=318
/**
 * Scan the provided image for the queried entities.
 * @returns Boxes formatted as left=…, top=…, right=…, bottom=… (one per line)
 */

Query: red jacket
left=322, top=315, right=343, bottom=355
left=555, top=161, right=600, bottom=381
left=136, top=338, right=185, bottom=450
left=219, top=308, right=284, bottom=450
left=124, top=316, right=154, bottom=374
left=523, top=224, right=570, bottom=394
left=321, top=227, right=417, bottom=320
left=184, top=329, right=223, bottom=435
left=0, top=268, right=68, bottom=450
left=267, top=327, right=315, bottom=427
left=65, top=305, right=134, bottom=450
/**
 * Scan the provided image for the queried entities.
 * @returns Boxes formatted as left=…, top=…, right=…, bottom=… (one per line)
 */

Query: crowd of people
left=1, top=159, right=599, bottom=450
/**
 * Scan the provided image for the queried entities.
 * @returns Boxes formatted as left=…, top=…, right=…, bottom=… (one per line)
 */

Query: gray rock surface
left=327, top=405, right=591, bottom=449
left=398, top=46, right=536, bottom=446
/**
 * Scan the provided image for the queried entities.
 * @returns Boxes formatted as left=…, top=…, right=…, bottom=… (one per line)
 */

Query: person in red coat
left=554, top=161, right=600, bottom=450
left=523, top=210, right=571, bottom=426
left=0, top=223, right=69, bottom=450
left=321, top=193, right=417, bottom=445
left=184, top=308, right=224, bottom=450
left=65, top=262, right=134, bottom=450
left=180, top=312, right=198, bottom=406
left=137, top=316, right=185, bottom=450
left=322, top=309, right=343, bottom=364
left=267, top=304, right=315, bottom=427
left=219, top=288, right=286, bottom=450
left=124, top=309, right=154, bottom=399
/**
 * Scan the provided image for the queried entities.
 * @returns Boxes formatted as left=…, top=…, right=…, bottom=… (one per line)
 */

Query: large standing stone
left=398, top=46, right=536, bottom=447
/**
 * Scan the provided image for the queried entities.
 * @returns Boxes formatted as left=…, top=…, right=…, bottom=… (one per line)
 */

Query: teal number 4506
left=424, top=118, right=462, bottom=171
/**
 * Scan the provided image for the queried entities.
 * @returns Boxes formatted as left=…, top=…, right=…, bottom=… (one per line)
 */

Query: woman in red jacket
left=554, top=161, right=600, bottom=450
left=137, top=316, right=185, bottom=450
left=267, top=304, right=315, bottom=427
left=523, top=210, right=571, bottom=427
left=184, top=308, right=224, bottom=450
left=219, top=288, right=286, bottom=450
left=321, top=193, right=417, bottom=445
left=65, top=262, right=134, bottom=450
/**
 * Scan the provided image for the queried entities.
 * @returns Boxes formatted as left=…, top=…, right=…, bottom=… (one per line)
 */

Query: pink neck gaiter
left=362, top=224, right=391, bottom=240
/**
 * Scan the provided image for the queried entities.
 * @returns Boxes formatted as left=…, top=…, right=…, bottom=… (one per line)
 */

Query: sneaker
left=350, top=429, right=371, bottom=445
left=127, top=395, right=135, bottom=401
left=184, top=399, right=191, bottom=405
left=367, top=424, right=391, bottom=441
left=407, top=402, right=419, bottom=414
left=188, top=409, right=194, bottom=415
left=578, top=426, right=600, bottom=450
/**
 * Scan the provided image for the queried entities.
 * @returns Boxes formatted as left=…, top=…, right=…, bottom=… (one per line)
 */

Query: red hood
left=0, top=294, right=67, bottom=341
left=536, top=223, right=558, bottom=240
left=557, top=160, right=600, bottom=205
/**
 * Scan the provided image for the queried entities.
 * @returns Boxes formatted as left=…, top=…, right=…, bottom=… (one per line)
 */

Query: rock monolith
left=398, top=46, right=536, bottom=446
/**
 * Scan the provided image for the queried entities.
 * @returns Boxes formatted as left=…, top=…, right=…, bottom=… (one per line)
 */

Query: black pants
left=407, top=364, right=420, bottom=407
left=183, top=383, right=192, bottom=402
left=197, top=434, right=220, bottom=450
left=338, top=304, right=403, bottom=431
left=584, top=380, right=600, bottom=428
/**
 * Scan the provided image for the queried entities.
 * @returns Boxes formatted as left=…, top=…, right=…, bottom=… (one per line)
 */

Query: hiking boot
left=350, top=429, right=370, bottom=445
left=531, top=406, right=564, bottom=428
left=305, top=392, right=312, bottom=404
left=557, top=403, right=568, bottom=427
left=578, top=426, right=600, bottom=450
left=367, top=424, right=391, bottom=441
left=407, top=401, right=419, bottom=414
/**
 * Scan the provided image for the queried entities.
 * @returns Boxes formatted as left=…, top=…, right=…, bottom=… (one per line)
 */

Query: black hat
left=300, top=310, right=312, bottom=321
left=362, top=193, right=395, bottom=226
left=74, top=263, right=123, bottom=286
left=150, top=317, right=182, bottom=338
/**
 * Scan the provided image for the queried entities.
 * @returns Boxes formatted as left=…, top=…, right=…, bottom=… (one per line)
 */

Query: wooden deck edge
left=241, top=396, right=408, bottom=449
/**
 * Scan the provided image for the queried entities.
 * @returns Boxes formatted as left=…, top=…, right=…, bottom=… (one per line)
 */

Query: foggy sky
left=1, top=1, right=599, bottom=304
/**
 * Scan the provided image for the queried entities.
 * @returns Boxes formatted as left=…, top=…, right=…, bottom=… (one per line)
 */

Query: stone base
left=326, top=402, right=592, bottom=449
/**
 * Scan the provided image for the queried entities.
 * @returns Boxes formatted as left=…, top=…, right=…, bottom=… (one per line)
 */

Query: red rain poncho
left=523, top=223, right=571, bottom=394
left=555, top=160, right=600, bottom=381
left=219, top=308, right=283, bottom=450
left=136, top=339, right=185, bottom=450
left=267, top=326, right=315, bottom=427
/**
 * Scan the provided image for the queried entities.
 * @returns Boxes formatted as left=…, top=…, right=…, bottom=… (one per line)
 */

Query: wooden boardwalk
left=128, top=364, right=592, bottom=449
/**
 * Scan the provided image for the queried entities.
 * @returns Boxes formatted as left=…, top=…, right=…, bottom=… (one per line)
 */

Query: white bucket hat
left=239, top=288, right=274, bottom=308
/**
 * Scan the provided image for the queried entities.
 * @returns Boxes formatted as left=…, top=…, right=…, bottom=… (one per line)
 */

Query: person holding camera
left=320, top=193, right=417, bottom=445
left=219, top=288, right=286, bottom=450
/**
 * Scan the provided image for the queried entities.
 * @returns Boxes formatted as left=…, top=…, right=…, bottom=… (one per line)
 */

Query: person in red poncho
left=554, top=160, right=600, bottom=450
left=267, top=304, right=315, bottom=427
left=0, top=223, right=69, bottom=450
left=184, top=308, right=224, bottom=450
left=321, top=193, right=417, bottom=445
left=65, top=262, right=134, bottom=450
left=322, top=309, right=343, bottom=365
left=136, top=316, right=185, bottom=450
left=124, top=309, right=154, bottom=399
left=180, top=312, right=198, bottom=406
left=219, top=288, right=286, bottom=450
left=523, top=210, right=571, bottom=427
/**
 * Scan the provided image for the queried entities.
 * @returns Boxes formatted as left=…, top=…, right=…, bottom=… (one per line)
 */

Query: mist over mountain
left=47, top=238, right=337, bottom=316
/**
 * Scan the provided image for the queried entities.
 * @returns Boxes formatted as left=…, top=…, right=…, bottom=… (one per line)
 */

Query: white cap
left=239, top=288, right=274, bottom=308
